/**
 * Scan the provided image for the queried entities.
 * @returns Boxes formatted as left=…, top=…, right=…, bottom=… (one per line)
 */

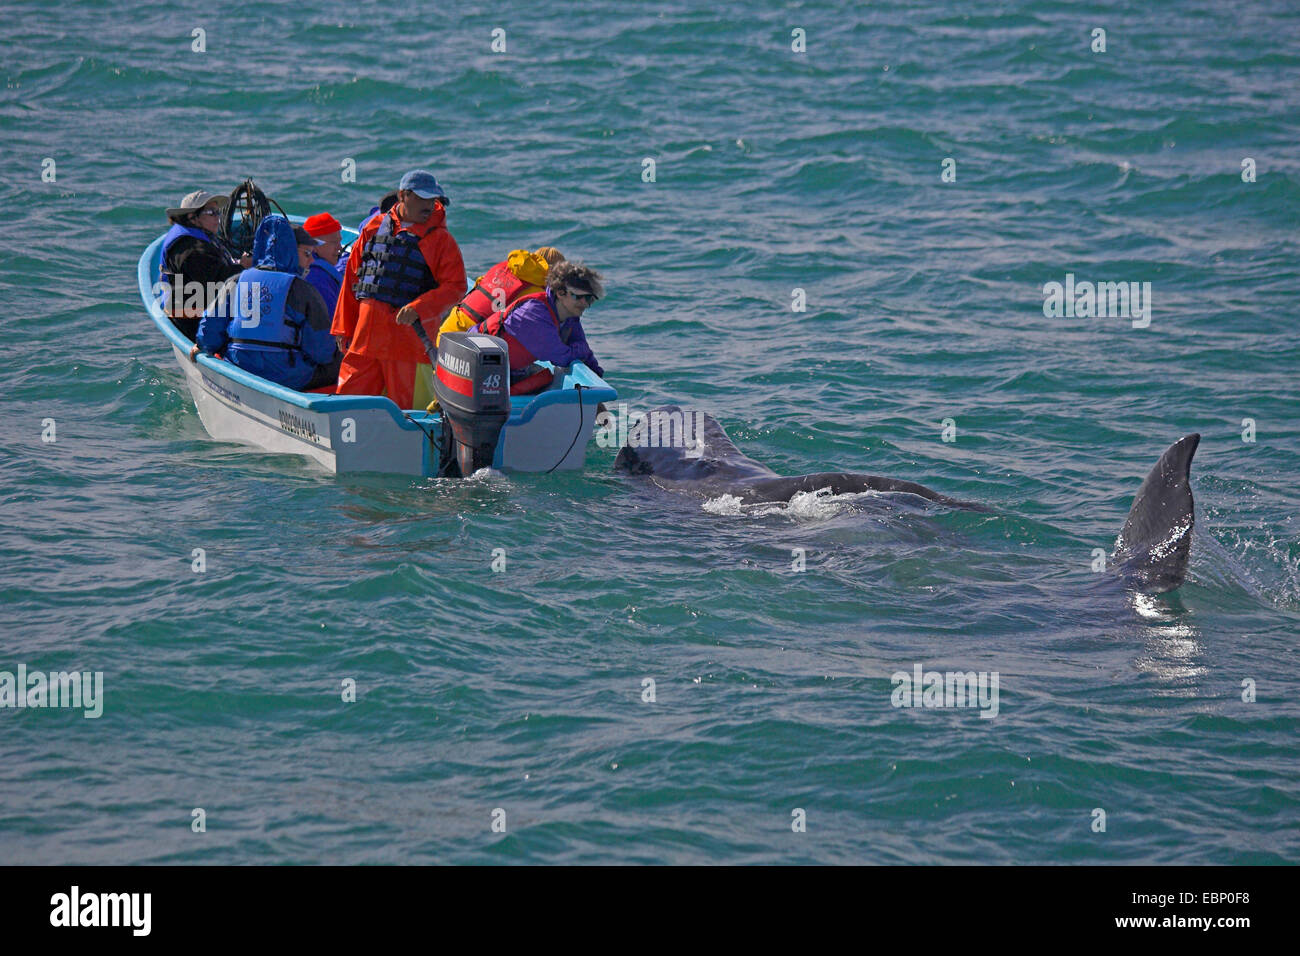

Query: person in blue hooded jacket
left=190, top=215, right=341, bottom=391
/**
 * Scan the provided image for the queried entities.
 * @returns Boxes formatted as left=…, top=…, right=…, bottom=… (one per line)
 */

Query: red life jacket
left=456, top=259, right=537, bottom=326
left=476, top=291, right=559, bottom=395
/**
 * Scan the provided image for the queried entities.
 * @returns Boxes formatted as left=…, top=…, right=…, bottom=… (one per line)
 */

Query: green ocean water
left=1, top=0, right=1298, bottom=864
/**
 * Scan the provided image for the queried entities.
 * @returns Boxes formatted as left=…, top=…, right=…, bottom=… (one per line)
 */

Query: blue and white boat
left=137, top=221, right=616, bottom=476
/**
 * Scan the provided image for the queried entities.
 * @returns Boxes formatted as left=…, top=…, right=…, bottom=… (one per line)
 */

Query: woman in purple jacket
left=494, top=261, right=606, bottom=379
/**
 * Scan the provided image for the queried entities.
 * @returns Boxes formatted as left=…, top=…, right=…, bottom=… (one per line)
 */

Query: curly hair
left=546, top=260, right=605, bottom=299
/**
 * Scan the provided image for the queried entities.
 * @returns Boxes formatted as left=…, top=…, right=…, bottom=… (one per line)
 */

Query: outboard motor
left=434, top=332, right=511, bottom=477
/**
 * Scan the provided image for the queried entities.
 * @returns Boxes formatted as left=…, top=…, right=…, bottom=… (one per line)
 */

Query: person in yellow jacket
left=438, top=247, right=564, bottom=345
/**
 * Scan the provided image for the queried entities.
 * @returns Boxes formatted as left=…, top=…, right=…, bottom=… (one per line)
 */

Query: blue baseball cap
left=398, top=170, right=450, bottom=205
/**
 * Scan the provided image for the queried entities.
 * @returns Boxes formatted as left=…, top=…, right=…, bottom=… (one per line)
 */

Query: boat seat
left=511, top=368, right=554, bottom=395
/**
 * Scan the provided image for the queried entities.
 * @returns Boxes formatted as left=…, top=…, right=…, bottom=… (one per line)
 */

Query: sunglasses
left=566, top=289, right=596, bottom=304
left=197, top=207, right=221, bottom=218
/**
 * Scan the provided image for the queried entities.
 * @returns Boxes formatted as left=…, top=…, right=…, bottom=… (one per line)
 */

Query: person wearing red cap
left=331, top=171, right=467, bottom=410
left=302, top=212, right=344, bottom=312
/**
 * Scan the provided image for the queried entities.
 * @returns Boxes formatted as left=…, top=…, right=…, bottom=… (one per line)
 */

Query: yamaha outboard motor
left=434, top=332, right=511, bottom=477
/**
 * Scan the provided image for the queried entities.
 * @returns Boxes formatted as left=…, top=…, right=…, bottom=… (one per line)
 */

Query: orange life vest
left=457, top=259, right=537, bottom=326
left=476, top=290, right=559, bottom=395
left=439, top=249, right=551, bottom=346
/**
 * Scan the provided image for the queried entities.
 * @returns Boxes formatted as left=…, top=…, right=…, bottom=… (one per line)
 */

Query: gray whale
left=613, top=406, right=1201, bottom=593
left=613, top=406, right=986, bottom=509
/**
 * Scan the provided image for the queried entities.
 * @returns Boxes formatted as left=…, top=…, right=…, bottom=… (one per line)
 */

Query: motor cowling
left=434, top=332, right=511, bottom=476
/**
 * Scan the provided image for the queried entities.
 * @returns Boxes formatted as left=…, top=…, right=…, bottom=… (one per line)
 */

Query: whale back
left=614, top=407, right=985, bottom=508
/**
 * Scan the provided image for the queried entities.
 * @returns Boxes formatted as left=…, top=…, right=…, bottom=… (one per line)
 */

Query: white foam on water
left=702, top=487, right=886, bottom=521
left=702, top=493, right=744, bottom=515
left=1194, top=520, right=1300, bottom=611
left=784, top=488, right=856, bottom=519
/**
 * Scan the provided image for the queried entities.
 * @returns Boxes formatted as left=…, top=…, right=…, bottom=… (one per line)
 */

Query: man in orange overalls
left=332, top=170, right=467, bottom=409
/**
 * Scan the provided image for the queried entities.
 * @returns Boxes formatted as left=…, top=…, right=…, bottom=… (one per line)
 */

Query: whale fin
left=1112, top=434, right=1200, bottom=593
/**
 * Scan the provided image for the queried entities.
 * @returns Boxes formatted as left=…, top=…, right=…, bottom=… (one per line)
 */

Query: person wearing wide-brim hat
left=158, top=190, right=252, bottom=341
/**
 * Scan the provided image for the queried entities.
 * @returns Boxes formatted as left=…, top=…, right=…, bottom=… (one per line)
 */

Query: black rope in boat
left=544, top=384, right=589, bottom=474
left=220, top=178, right=287, bottom=256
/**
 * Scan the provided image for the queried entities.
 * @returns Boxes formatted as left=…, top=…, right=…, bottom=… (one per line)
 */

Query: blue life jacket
left=201, top=215, right=332, bottom=391
left=159, top=223, right=228, bottom=320
left=224, top=268, right=307, bottom=361
left=159, top=223, right=218, bottom=281
left=306, top=254, right=342, bottom=311
left=352, top=215, right=437, bottom=307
